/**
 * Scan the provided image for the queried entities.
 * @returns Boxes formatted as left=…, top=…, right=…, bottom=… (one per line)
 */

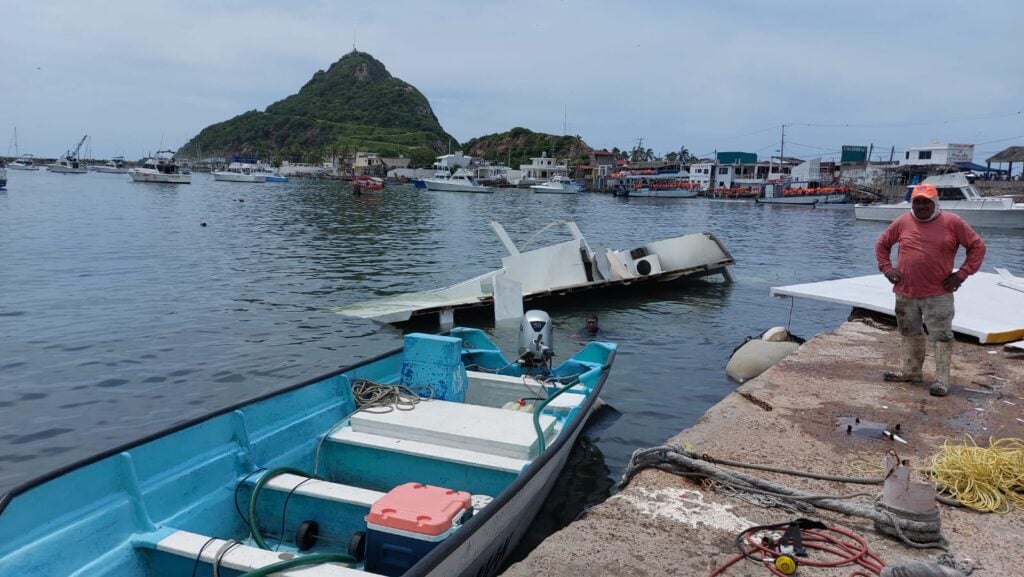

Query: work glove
left=942, top=273, right=963, bottom=292
left=884, top=269, right=902, bottom=285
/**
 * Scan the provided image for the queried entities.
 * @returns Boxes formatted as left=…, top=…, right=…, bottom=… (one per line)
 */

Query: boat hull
left=129, top=171, right=191, bottom=184
left=530, top=185, right=578, bottom=194
left=756, top=193, right=849, bottom=205
left=212, top=172, right=265, bottom=183
left=48, top=165, right=88, bottom=174
left=94, top=166, right=128, bottom=174
left=627, top=188, right=699, bottom=198
left=424, top=181, right=493, bottom=193
left=855, top=201, right=1024, bottom=229
left=7, top=164, right=38, bottom=171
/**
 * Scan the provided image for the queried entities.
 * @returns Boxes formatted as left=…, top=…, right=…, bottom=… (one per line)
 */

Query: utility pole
left=779, top=124, right=786, bottom=176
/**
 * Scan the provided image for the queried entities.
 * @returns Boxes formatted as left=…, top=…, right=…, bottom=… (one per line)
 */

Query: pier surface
left=504, top=319, right=1024, bottom=576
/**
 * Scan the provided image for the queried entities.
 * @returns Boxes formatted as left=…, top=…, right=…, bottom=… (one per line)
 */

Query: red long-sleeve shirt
left=875, top=212, right=986, bottom=298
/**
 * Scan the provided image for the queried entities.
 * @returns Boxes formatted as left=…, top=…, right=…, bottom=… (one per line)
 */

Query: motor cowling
left=518, top=310, right=554, bottom=366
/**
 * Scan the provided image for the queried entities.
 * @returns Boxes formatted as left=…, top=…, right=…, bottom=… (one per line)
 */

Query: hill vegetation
left=462, top=128, right=593, bottom=168
left=178, top=51, right=458, bottom=167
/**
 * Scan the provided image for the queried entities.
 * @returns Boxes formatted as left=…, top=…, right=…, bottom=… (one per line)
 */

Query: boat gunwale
left=0, top=344, right=400, bottom=516
left=404, top=345, right=616, bottom=577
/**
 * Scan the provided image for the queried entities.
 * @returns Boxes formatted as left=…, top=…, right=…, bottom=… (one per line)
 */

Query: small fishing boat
left=423, top=168, right=492, bottom=193
left=93, top=156, right=129, bottom=174
left=854, top=172, right=1024, bottom=229
left=755, top=182, right=851, bottom=205
left=613, top=170, right=698, bottom=198
left=0, top=312, right=616, bottom=577
left=129, top=150, right=191, bottom=184
left=529, top=175, right=582, bottom=194
left=49, top=134, right=89, bottom=174
left=353, top=175, right=385, bottom=194
left=6, top=128, right=40, bottom=170
left=213, top=160, right=265, bottom=183
left=255, top=163, right=289, bottom=183
left=8, top=154, right=40, bottom=171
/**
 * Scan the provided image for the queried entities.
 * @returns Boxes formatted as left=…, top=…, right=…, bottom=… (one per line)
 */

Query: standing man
left=875, top=183, right=986, bottom=396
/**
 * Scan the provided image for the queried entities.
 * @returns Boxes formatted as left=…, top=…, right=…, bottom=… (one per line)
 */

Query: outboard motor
left=518, top=310, right=554, bottom=370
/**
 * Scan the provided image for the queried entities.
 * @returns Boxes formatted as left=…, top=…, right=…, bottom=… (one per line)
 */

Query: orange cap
left=911, top=184, right=938, bottom=200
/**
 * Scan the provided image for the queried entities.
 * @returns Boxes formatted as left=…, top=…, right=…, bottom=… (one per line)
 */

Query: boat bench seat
left=465, top=370, right=588, bottom=413
left=329, top=427, right=529, bottom=473
left=246, top=472, right=384, bottom=508
left=347, top=398, right=556, bottom=461
left=137, top=529, right=374, bottom=576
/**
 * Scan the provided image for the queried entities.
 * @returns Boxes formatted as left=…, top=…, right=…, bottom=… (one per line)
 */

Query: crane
left=67, top=134, right=88, bottom=160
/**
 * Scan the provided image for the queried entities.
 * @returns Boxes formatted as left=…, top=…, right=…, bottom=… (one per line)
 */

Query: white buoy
left=725, top=327, right=800, bottom=383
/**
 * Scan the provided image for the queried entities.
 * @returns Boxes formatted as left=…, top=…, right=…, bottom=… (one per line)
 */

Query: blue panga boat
left=0, top=325, right=615, bottom=577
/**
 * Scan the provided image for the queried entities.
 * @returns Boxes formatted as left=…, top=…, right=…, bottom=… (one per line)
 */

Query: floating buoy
left=725, top=327, right=803, bottom=383
left=200, top=222, right=207, bottom=227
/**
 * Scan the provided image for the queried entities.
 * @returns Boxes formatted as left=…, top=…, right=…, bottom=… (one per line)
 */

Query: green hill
left=179, top=51, right=458, bottom=167
left=462, top=127, right=592, bottom=168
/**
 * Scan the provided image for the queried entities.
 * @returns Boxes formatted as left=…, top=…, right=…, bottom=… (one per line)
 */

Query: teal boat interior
left=0, top=327, right=615, bottom=577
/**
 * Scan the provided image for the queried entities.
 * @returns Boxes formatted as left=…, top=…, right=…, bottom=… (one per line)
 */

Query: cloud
left=2, top=0, right=1022, bottom=160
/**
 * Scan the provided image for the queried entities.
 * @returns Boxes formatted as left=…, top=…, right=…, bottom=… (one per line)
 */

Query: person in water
left=874, top=183, right=986, bottom=397
left=573, top=315, right=607, bottom=339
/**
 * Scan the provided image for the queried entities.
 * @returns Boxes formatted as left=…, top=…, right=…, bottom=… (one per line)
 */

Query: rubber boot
left=880, top=561, right=965, bottom=577
left=884, top=335, right=926, bottom=383
left=930, top=341, right=953, bottom=397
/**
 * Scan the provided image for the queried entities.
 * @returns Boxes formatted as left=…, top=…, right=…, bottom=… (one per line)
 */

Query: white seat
left=141, top=530, right=375, bottom=576
left=349, top=399, right=555, bottom=460
left=251, top=472, right=384, bottom=508
left=329, top=427, right=528, bottom=473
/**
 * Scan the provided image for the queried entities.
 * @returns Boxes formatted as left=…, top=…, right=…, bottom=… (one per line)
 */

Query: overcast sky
left=3, top=0, right=1022, bottom=163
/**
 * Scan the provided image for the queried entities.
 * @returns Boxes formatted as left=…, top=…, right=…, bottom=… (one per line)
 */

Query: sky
left=2, top=0, right=1023, bottom=165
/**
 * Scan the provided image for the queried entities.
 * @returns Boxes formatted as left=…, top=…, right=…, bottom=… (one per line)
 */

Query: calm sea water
left=2, top=170, right=1022, bottom=550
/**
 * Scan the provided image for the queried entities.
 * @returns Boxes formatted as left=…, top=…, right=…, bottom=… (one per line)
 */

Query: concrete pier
left=503, top=319, right=1024, bottom=576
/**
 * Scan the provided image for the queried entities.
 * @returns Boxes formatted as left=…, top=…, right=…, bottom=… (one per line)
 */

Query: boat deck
left=771, top=270, right=1024, bottom=343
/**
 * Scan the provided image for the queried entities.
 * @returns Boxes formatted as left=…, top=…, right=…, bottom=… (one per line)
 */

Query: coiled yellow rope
left=927, top=436, right=1024, bottom=513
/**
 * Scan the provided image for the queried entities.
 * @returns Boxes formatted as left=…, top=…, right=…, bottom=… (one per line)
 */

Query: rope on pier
left=619, top=445, right=947, bottom=550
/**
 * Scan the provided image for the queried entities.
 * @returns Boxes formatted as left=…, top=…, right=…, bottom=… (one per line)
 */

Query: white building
left=433, top=152, right=474, bottom=170
left=901, top=142, right=974, bottom=166
left=689, top=162, right=714, bottom=190
left=518, top=152, right=566, bottom=185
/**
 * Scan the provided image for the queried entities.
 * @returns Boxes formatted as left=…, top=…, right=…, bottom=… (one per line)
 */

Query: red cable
left=708, top=523, right=886, bottom=577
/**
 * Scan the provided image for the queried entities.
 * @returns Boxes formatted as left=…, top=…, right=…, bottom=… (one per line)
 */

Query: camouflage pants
left=895, top=293, right=955, bottom=342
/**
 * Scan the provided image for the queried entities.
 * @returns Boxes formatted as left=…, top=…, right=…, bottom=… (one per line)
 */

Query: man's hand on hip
left=884, top=269, right=902, bottom=285
left=942, top=273, right=963, bottom=292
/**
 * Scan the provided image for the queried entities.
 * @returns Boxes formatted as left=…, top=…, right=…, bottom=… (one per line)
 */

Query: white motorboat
left=129, top=150, right=191, bottom=184
left=7, top=128, right=40, bottom=170
left=49, top=135, right=89, bottom=174
left=93, top=156, right=129, bottom=174
left=530, top=175, right=582, bottom=194
left=212, top=161, right=265, bottom=183
left=253, top=163, right=288, bottom=182
left=854, top=172, right=1024, bottom=229
left=8, top=155, right=40, bottom=171
left=423, top=168, right=492, bottom=193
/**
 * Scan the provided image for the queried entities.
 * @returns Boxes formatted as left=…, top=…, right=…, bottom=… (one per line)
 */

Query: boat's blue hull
left=0, top=328, right=615, bottom=577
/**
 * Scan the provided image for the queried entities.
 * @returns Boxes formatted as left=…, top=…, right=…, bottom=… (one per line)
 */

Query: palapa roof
left=987, top=146, right=1024, bottom=163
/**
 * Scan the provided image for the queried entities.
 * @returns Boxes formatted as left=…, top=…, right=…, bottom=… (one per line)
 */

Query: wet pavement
left=503, top=319, right=1024, bottom=576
